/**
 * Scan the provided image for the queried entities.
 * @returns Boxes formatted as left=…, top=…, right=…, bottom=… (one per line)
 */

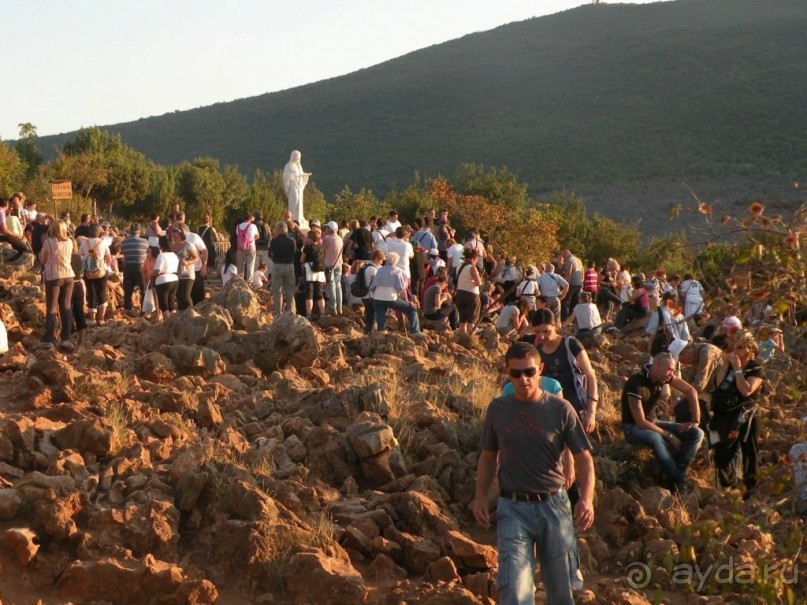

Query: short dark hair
left=395, top=226, right=406, bottom=238
left=505, top=342, right=541, bottom=364
left=531, top=308, right=555, bottom=327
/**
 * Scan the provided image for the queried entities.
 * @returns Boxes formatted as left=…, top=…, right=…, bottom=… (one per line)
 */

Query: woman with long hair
left=39, top=219, right=75, bottom=347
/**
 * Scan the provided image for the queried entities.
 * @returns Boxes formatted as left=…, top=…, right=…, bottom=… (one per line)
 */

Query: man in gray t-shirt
left=473, top=342, right=594, bottom=605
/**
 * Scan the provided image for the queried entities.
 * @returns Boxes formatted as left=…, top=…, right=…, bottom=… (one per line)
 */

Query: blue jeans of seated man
left=496, top=491, right=578, bottom=605
left=325, top=263, right=343, bottom=313
left=373, top=298, right=420, bottom=334
left=624, top=421, right=704, bottom=487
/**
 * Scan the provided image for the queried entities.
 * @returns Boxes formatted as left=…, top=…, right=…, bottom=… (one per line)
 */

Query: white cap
left=325, top=221, right=339, bottom=232
left=668, top=339, right=689, bottom=362
left=428, top=248, right=440, bottom=256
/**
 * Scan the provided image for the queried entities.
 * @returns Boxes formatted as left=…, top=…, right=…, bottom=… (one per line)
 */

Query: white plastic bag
left=142, top=287, right=156, bottom=314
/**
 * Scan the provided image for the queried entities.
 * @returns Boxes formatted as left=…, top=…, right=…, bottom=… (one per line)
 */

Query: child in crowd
left=252, top=260, right=267, bottom=289
left=757, top=325, right=785, bottom=362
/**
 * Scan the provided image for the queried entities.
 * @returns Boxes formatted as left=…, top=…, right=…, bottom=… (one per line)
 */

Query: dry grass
left=254, top=512, right=338, bottom=592
left=73, top=372, right=134, bottom=402
left=104, top=399, right=135, bottom=455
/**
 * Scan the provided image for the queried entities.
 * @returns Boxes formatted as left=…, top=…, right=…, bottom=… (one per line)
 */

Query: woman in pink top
left=39, top=219, right=76, bottom=346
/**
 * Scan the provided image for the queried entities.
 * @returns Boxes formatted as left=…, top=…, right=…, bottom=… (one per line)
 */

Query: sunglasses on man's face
left=508, top=367, right=538, bottom=379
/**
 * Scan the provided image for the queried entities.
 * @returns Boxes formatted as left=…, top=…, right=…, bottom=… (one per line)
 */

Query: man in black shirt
left=269, top=221, right=297, bottom=315
left=350, top=219, right=372, bottom=261
left=622, top=353, right=704, bottom=492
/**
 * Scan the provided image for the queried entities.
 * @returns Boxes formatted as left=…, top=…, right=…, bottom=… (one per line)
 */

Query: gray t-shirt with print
left=480, top=393, right=591, bottom=494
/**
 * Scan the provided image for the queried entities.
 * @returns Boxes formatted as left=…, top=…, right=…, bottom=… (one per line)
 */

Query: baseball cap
left=428, top=248, right=439, bottom=256
left=325, top=221, right=339, bottom=232
left=129, top=221, right=141, bottom=233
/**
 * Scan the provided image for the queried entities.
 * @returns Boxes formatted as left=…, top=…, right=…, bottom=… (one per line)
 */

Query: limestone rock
left=53, top=417, right=119, bottom=458
left=0, top=488, right=22, bottom=520
left=59, top=555, right=217, bottom=604
left=283, top=548, right=367, bottom=605
left=159, top=344, right=225, bottom=378
left=447, top=530, right=497, bottom=570
left=3, top=527, right=40, bottom=565
left=209, top=277, right=265, bottom=331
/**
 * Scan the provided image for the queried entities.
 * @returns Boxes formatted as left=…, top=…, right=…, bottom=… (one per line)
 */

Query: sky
left=2, top=0, right=659, bottom=139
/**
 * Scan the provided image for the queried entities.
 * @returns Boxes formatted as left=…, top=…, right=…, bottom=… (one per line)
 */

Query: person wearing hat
left=645, top=290, right=690, bottom=355
left=121, top=222, right=149, bottom=312
left=322, top=221, right=344, bottom=315
left=426, top=248, right=445, bottom=277
left=712, top=315, right=742, bottom=349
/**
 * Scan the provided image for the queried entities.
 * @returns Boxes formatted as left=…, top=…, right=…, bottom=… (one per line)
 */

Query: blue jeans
left=373, top=298, right=420, bottom=334
left=624, top=421, right=704, bottom=488
left=496, top=492, right=578, bottom=605
left=326, top=264, right=343, bottom=312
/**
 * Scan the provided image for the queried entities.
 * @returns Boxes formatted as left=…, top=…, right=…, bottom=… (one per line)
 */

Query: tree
left=15, top=123, right=43, bottom=181
left=329, top=186, right=385, bottom=225
left=454, top=163, right=529, bottom=214
left=383, top=172, right=433, bottom=224
left=60, top=127, right=151, bottom=216
left=542, top=193, right=593, bottom=259
left=0, top=141, right=24, bottom=194
left=429, top=177, right=557, bottom=265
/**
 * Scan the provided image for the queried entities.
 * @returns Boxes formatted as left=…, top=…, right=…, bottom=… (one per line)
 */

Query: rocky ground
left=0, top=257, right=804, bottom=605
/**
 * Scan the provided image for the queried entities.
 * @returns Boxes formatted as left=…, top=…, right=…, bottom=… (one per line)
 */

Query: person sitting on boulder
left=621, top=352, right=704, bottom=492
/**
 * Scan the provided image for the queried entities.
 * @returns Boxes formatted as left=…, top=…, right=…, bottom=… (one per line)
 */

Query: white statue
left=282, top=150, right=311, bottom=230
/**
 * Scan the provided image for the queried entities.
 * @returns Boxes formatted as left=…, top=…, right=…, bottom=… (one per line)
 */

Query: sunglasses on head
left=509, top=367, right=538, bottom=379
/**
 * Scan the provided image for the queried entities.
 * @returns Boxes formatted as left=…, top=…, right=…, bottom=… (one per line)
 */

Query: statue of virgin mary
left=282, top=150, right=311, bottom=230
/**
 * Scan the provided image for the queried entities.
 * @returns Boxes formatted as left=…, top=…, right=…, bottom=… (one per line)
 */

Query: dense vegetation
left=27, top=0, right=807, bottom=205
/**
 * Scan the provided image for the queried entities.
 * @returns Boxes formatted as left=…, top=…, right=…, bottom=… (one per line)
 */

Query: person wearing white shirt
left=151, top=236, right=179, bottom=320
left=184, top=227, right=208, bottom=304
left=446, top=238, right=466, bottom=286
left=564, top=291, right=603, bottom=336
left=384, top=210, right=402, bottom=235
left=386, top=227, right=414, bottom=283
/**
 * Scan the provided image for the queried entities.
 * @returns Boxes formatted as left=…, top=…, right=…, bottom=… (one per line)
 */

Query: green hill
left=36, top=0, right=807, bottom=206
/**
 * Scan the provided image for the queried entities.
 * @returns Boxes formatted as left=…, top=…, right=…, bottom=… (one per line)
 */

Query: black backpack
left=350, top=264, right=372, bottom=298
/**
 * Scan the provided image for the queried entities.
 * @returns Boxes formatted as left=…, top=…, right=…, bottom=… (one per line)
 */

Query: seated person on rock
left=621, top=352, right=705, bottom=492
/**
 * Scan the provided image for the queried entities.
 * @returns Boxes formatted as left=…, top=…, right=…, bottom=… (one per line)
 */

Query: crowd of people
left=1, top=194, right=791, bottom=602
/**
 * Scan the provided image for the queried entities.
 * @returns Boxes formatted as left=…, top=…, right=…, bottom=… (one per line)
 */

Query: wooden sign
left=50, top=180, right=72, bottom=201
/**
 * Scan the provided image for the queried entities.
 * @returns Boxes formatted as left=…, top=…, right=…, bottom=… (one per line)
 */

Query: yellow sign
left=51, top=180, right=73, bottom=201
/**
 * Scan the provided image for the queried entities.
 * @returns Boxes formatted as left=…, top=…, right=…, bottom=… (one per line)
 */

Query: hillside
left=36, top=0, right=807, bottom=217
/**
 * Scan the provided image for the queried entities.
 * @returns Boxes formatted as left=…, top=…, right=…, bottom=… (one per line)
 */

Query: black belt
left=500, top=490, right=555, bottom=503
